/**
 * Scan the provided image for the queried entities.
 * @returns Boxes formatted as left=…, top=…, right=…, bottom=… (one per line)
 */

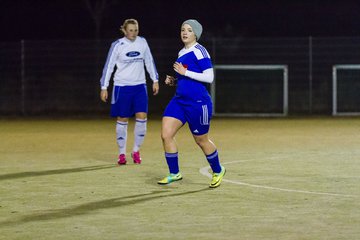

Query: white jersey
left=100, top=36, right=158, bottom=89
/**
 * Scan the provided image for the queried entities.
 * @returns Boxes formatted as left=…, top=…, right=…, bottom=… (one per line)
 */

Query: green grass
left=0, top=117, right=359, bottom=240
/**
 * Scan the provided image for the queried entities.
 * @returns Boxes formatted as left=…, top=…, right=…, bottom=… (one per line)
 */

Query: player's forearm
left=144, top=52, right=159, bottom=82
left=184, top=68, right=214, bottom=83
left=100, top=59, right=116, bottom=89
left=100, top=69, right=112, bottom=89
left=145, top=62, right=159, bottom=83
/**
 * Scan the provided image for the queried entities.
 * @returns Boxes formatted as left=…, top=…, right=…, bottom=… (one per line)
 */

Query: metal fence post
left=308, top=36, right=313, bottom=114
left=21, top=39, right=26, bottom=115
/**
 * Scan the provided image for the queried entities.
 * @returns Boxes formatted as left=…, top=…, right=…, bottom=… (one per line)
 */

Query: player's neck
left=184, top=41, right=197, bottom=49
left=125, top=36, right=137, bottom=42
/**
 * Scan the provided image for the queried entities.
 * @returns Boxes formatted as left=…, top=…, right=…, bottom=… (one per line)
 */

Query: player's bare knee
left=161, top=131, right=172, bottom=143
left=194, top=136, right=207, bottom=147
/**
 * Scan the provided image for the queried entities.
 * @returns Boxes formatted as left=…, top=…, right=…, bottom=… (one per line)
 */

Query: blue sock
left=206, top=150, right=222, bottom=173
left=165, top=152, right=179, bottom=174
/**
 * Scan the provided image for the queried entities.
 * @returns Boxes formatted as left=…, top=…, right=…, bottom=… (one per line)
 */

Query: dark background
left=2, top=0, right=360, bottom=41
left=1, top=0, right=360, bottom=116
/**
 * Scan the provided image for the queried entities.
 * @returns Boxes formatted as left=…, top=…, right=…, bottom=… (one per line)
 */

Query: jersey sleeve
left=184, top=44, right=214, bottom=83
left=143, top=39, right=159, bottom=82
left=100, top=41, right=119, bottom=90
left=194, top=45, right=213, bottom=71
left=185, top=68, right=214, bottom=83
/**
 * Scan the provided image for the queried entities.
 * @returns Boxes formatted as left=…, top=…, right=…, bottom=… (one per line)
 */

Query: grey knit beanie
left=182, top=19, right=203, bottom=40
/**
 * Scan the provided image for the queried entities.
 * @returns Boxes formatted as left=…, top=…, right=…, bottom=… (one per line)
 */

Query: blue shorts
left=111, top=84, right=148, bottom=118
left=163, top=97, right=213, bottom=135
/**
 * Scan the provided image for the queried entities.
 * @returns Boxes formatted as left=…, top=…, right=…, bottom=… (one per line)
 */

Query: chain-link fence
left=1, top=37, right=360, bottom=116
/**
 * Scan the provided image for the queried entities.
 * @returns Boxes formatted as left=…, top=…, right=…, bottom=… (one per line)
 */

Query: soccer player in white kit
left=100, top=19, right=159, bottom=165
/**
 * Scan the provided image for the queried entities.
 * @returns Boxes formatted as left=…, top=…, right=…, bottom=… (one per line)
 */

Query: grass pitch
left=0, top=117, right=359, bottom=240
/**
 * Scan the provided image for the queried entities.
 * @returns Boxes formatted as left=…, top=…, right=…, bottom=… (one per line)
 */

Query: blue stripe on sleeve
left=195, top=45, right=209, bottom=58
left=100, top=40, right=119, bottom=87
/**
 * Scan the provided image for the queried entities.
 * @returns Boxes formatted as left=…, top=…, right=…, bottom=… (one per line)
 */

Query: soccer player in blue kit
left=158, top=19, right=226, bottom=188
left=100, top=19, right=159, bottom=165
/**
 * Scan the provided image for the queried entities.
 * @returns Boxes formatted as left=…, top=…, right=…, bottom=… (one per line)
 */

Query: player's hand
left=153, top=82, right=159, bottom=95
left=173, top=62, right=186, bottom=75
left=165, top=75, right=176, bottom=86
left=100, top=89, right=108, bottom=102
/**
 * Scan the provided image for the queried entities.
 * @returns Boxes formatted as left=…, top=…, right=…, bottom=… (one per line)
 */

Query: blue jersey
left=175, top=43, right=213, bottom=102
left=164, top=43, right=213, bottom=135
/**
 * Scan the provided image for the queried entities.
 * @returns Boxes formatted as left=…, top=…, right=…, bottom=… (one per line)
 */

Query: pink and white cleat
left=132, top=151, right=141, bottom=164
left=117, top=154, right=127, bottom=165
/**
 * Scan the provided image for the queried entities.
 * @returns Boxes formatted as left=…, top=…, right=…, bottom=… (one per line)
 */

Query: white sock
left=116, top=121, right=128, bottom=155
left=133, top=118, right=147, bottom=152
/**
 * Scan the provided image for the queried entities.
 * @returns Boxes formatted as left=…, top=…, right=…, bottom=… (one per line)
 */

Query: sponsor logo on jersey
left=126, top=51, right=141, bottom=57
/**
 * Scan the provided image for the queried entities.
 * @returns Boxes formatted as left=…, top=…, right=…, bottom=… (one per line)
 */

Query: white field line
left=199, top=160, right=356, bottom=198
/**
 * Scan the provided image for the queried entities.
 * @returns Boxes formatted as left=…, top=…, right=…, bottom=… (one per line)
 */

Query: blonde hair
left=120, top=19, right=139, bottom=34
